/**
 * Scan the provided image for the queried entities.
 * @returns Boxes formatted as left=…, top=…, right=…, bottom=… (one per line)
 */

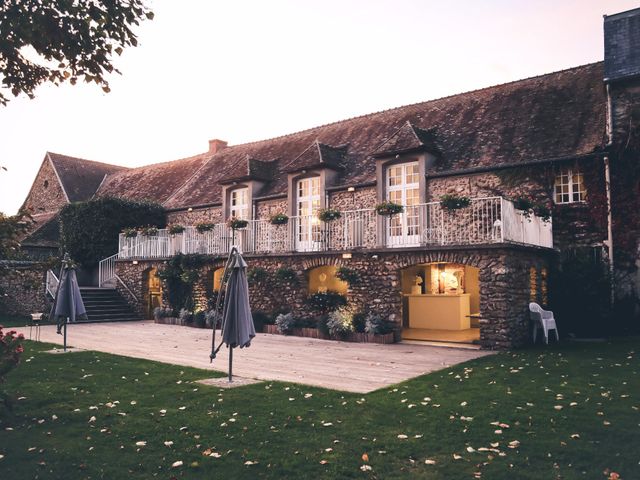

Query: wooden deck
left=35, top=321, right=492, bottom=393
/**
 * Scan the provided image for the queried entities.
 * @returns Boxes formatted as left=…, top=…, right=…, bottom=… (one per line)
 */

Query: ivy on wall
left=59, top=197, right=165, bottom=267
left=157, top=253, right=209, bottom=314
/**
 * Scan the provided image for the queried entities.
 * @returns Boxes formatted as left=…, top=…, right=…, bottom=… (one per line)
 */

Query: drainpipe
left=604, top=82, right=615, bottom=305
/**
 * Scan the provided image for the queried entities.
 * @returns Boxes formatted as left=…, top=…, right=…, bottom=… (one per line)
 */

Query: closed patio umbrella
left=50, top=255, right=87, bottom=352
left=210, top=247, right=256, bottom=382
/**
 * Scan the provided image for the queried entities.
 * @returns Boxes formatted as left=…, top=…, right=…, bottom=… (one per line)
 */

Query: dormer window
left=554, top=168, right=585, bottom=204
left=229, top=187, right=249, bottom=219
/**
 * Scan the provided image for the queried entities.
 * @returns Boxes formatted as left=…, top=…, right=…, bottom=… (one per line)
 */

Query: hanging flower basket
left=195, top=222, right=215, bottom=233
left=318, top=208, right=342, bottom=222
left=375, top=201, right=404, bottom=216
left=440, top=194, right=471, bottom=211
left=122, top=228, right=138, bottom=238
left=228, top=217, right=249, bottom=230
left=140, top=226, right=158, bottom=236
left=270, top=213, right=289, bottom=225
left=168, top=224, right=185, bottom=235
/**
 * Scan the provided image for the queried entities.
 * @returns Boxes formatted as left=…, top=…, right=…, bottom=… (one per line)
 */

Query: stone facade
left=21, top=158, right=68, bottom=215
left=115, top=245, right=551, bottom=349
left=329, top=187, right=377, bottom=212
left=167, top=206, right=222, bottom=226
left=0, top=261, right=49, bottom=316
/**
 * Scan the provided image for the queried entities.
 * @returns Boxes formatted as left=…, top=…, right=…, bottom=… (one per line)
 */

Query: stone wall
left=21, top=159, right=68, bottom=215
left=256, top=198, right=288, bottom=219
left=0, top=261, right=49, bottom=316
left=114, top=246, right=550, bottom=349
left=167, top=206, right=222, bottom=226
left=329, top=187, right=377, bottom=211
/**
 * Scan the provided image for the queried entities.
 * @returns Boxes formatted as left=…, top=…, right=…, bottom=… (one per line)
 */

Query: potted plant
left=227, top=217, right=249, bottom=230
left=318, top=208, right=342, bottom=222
left=512, top=196, right=536, bottom=220
left=168, top=224, right=185, bottom=235
left=336, top=266, right=359, bottom=285
left=270, top=212, right=289, bottom=226
left=440, top=194, right=471, bottom=211
left=533, top=202, right=552, bottom=223
left=140, top=226, right=159, bottom=236
left=195, top=222, right=215, bottom=233
left=122, top=227, right=138, bottom=238
left=375, top=201, right=404, bottom=216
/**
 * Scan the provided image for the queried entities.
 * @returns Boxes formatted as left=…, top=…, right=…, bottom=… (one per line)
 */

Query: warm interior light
left=347, top=186, right=355, bottom=192
left=132, top=260, right=138, bottom=265
left=342, top=253, right=352, bottom=259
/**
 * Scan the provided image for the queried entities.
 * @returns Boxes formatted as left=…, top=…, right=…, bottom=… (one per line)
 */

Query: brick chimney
left=208, top=139, right=228, bottom=154
left=604, top=7, right=640, bottom=83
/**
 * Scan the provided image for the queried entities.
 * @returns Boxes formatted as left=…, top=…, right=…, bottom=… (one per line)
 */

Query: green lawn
left=0, top=336, right=638, bottom=479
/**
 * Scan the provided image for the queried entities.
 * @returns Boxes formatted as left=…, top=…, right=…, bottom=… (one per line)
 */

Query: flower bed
left=263, top=324, right=395, bottom=344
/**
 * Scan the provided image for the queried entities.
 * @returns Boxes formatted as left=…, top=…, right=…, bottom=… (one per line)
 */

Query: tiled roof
left=218, top=155, right=278, bottom=185
left=372, top=121, right=440, bottom=157
left=283, top=141, right=347, bottom=173
left=95, top=153, right=210, bottom=204
left=21, top=213, right=60, bottom=248
left=163, top=62, right=606, bottom=208
left=48, top=153, right=126, bottom=202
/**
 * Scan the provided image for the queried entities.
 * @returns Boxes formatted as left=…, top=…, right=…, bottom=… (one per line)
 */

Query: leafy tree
left=0, top=0, right=153, bottom=105
left=59, top=197, right=165, bottom=266
left=0, top=209, right=33, bottom=260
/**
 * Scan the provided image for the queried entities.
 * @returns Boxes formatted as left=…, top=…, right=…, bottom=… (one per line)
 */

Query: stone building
left=15, top=8, right=640, bottom=348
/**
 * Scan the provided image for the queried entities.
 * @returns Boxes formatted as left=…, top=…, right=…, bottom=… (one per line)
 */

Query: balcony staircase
left=78, top=287, right=143, bottom=323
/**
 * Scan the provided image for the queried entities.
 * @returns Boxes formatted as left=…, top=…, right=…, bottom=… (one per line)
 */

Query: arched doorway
left=307, top=265, right=348, bottom=294
left=401, top=262, right=480, bottom=344
left=143, top=267, right=163, bottom=319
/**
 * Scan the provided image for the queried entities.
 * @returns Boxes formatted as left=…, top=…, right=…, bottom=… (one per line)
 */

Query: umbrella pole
left=64, top=317, right=68, bottom=352
left=228, top=347, right=233, bottom=383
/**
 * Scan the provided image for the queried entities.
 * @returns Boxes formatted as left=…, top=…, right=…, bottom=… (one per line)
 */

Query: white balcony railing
left=116, top=197, right=553, bottom=259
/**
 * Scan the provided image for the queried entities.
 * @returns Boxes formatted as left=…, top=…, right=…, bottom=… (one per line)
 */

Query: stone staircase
left=79, top=287, right=143, bottom=323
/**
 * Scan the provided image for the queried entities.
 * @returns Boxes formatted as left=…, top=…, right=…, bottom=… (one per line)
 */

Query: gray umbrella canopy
left=53, top=265, right=87, bottom=334
left=221, top=251, right=256, bottom=349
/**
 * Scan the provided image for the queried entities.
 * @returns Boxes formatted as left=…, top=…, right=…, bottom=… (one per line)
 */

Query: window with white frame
left=297, top=177, right=321, bottom=247
left=386, top=161, right=420, bottom=241
left=554, top=168, right=586, bottom=204
left=229, top=187, right=249, bottom=219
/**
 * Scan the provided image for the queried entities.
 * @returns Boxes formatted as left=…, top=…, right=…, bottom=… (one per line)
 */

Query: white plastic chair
left=529, top=302, right=559, bottom=344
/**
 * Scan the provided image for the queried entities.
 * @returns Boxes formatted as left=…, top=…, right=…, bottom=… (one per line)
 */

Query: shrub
left=365, top=313, right=397, bottom=335
left=375, top=201, right=404, bottom=216
left=157, top=253, right=208, bottom=312
left=316, top=315, right=330, bottom=335
left=140, top=226, right=158, bottom=236
left=326, top=307, right=354, bottom=337
left=275, top=267, right=297, bottom=284
left=513, top=196, right=534, bottom=212
left=205, top=310, right=219, bottom=328
left=153, top=306, right=173, bottom=320
left=352, top=312, right=367, bottom=333
left=440, top=194, right=471, bottom=211
left=247, top=267, right=269, bottom=285
left=269, top=213, right=289, bottom=225
left=194, top=311, right=207, bottom=328
left=59, top=197, right=165, bottom=267
left=336, top=266, right=359, bottom=285
left=0, top=326, right=24, bottom=384
left=168, top=224, right=185, bottom=235
left=275, top=313, right=296, bottom=334
left=122, top=227, right=138, bottom=238
left=228, top=217, right=249, bottom=230
left=306, top=291, right=348, bottom=315
left=252, top=311, right=272, bottom=331
left=318, top=208, right=342, bottom=222
left=179, top=308, right=192, bottom=323
left=195, top=222, right=215, bottom=233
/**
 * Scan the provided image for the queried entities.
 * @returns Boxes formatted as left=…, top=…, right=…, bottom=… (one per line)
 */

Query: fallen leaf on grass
left=360, top=465, right=372, bottom=471
left=244, top=460, right=258, bottom=465
left=171, top=461, right=183, bottom=468
left=135, top=441, right=146, bottom=447
left=397, top=434, right=408, bottom=439
left=425, top=459, right=436, bottom=465
left=362, top=453, right=369, bottom=462
left=164, top=441, right=174, bottom=447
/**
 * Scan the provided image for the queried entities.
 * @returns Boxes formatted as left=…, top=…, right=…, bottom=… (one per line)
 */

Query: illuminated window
left=229, top=188, right=249, bottom=220
left=386, top=161, right=420, bottom=242
left=296, top=177, right=321, bottom=249
left=529, top=267, right=537, bottom=302
left=554, top=168, right=585, bottom=204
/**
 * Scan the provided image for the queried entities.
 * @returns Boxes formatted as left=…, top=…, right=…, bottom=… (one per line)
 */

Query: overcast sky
left=1, top=0, right=637, bottom=215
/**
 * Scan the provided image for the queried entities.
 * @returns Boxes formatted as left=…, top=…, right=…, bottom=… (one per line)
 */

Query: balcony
left=116, top=197, right=552, bottom=260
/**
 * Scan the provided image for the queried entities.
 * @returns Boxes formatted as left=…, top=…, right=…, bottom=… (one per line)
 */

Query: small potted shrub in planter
left=375, top=201, right=404, bottom=216
left=365, top=313, right=398, bottom=343
left=318, top=208, right=342, bottom=222
left=440, top=194, right=471, bottom=211
left=228, top=217, right=249, bottom=230
left=533, top=202, right=552, bottom=223
left=196, top=222, right=215, bottom=233
left=270, top=213, right=289, bottom=226
left=140, top=226, right=159, bottom=236
left=275, top=312, right=297, bottom=335
left=122, top=227, right=138, bottom=238
left=326, top=307, right=354, bottom=339
left=168, top=224, right=185, bottom=235
left=336, top=266, right=359, bottom=285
